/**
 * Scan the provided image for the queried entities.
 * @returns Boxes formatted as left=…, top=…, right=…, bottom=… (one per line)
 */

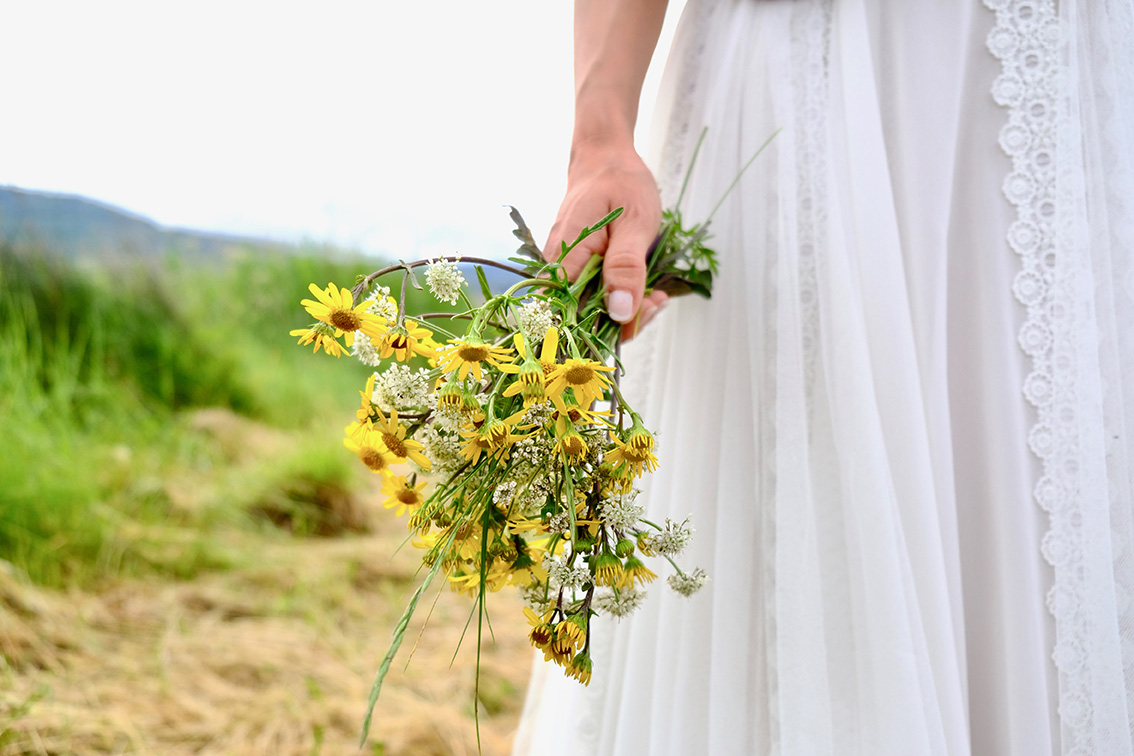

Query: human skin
left=544, top=0, right=670, bottom=341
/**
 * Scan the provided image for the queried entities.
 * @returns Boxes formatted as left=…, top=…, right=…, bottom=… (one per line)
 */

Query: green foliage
left=0, top=240, right=387, bottom=587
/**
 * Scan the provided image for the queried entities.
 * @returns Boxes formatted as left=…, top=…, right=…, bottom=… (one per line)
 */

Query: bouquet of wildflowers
left=292, top=202, right=716, bottom=742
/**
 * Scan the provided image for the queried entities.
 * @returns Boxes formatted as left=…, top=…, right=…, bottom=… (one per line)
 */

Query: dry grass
left=0, top=412, right=533, bottom=756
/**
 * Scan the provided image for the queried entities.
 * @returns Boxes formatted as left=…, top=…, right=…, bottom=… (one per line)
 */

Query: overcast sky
left=1, top=2, right=683, bottom=261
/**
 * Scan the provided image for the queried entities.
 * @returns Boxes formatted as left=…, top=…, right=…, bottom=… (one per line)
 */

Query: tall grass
left=0, top=242, right=383, bottom=586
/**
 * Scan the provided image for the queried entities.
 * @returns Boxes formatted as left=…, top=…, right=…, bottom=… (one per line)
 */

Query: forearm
left=571, top=0, right=668, bottom=160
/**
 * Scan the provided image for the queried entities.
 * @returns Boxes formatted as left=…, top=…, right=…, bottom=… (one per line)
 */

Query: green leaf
left=507, top=206, right=543, bottom=261
left=474, top=265, right=494, bottom=301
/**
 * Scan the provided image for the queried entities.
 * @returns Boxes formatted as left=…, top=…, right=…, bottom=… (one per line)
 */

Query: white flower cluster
left=595, top=587, right=645, bottom=619
left=520, top=583, right=549, bottom=612
left=516, top=475, right=551, bottom=517
left=493, top=481, right=517, bottom=508
left=598, top=489, right=644, bottom=532
left=545, top=556, right=590, bottom=591
left=416, top=426, right=463, bottom=475
left=520, top=401, right=554, bottom=427
left=546, top=511, right=571, bottom=535
left=352, top=332, right=382, bottom=366
left=371, top=364, right=431, bottom=412
left=366, top=286, right=398, bottom=321
left=667, top=567, right=708, bottom=597
left=643, top=516, right=694, bottom=557
left=425, top=258, right=466, bottom=305
left=514, top=433, right=556, bottom=466
left=516, top=299, right=557, bottom=343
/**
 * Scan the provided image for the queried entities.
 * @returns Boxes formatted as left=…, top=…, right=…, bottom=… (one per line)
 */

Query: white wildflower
left=352, top=332, right=382, bottom=367
left=520, top=583, right=550, bottom=612
left=598, top=489, right=644, bottom=532
left=547, top=511, right=570, bottom=535
left=520, top=401, right=554, bottom=427
left=644, top=516, right=695, bottom=557
left=668, top=567, right=708, bottom=597
left=364, top=286, right=398, bottom=321
left=517, top=476, right=551, bottom=517
left=594, top=587, right=645, bottom=619
left=417, top=425, right=463, bottom=474
left=424, top=257, right=466, bottom=305
left=545, top=556, right=590, bottom=591
left=514, top=434, right=556, bottom=465
left=516, top=299, right=557, bottom=343
left=372, top=364, right=430, bottom=412
left=493, top=481, right=517, bottom=508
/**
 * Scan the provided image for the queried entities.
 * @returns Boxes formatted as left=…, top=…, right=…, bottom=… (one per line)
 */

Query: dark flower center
left=329, top=309, right=362, bottom=331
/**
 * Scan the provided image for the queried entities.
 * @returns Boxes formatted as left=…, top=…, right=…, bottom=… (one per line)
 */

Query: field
left=0, top=243, right=531, bottom=754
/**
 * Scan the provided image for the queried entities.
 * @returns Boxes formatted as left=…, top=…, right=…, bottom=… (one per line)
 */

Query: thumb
left=601, top=220, right=654, bottom=324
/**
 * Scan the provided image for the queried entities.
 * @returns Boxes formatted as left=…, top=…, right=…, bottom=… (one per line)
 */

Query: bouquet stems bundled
left=292, top=193, right=725, bottom=744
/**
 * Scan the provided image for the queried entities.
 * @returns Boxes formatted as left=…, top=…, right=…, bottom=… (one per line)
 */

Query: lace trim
left=984, top=1, right=1092, bottom=751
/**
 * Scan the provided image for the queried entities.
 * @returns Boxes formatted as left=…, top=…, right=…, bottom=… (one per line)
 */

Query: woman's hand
left=543, top=142, right=669, bottom=341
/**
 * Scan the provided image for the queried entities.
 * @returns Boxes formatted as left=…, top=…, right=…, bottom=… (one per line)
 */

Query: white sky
left=0, top=1, right=683, bottom=261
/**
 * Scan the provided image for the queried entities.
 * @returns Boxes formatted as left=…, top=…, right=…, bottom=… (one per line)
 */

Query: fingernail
left=641, top=304, right=658, bottom=324
left=607, top=290, right=634, bottom=323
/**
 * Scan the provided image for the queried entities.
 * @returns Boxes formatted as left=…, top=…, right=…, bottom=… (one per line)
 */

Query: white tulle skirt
left=514, top=1, right=1134, bottom=754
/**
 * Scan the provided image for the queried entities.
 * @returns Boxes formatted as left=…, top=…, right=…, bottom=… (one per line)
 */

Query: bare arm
left=545, top=0, right=669, bottom=337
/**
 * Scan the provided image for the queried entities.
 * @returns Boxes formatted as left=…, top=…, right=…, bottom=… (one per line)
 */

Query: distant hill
left=0, top=186, right=292, bottom=260
left=0, top=185, right=527, bottom=295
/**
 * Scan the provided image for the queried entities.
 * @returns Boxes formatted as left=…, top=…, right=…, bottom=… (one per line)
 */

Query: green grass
left=0, top=241, right=389, bottom=587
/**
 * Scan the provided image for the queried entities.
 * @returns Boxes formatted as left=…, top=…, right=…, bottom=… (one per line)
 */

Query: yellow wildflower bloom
left=343, top=429, right=395, bottom=476
left=300, top=282, right=385, bottom=346
left=552, top=404, right=612, bottom=435
left=435, top=380, right=465, bottom=413
left=500, top=329, right=562, bottom=406
left=567, top=652, right=593, bottom=685
left=556, top=616, right=587, bottom=651
left=290, top=325, right=350, bottom=358
left=542, top=640, right=574, bottom=667
left=375, top=319, right=437, bottom=362
left=618, top=555, right=658, bottom=589
left=459, top=409, right=528, bottom=464
left=592, top=551, right=624, bottom=587
left=381, top=475, right=427, bottom=517
left=604, top=416, right=660, bottom=479
left=546, top=357, right=615, bottom=412
left=437, top=337, right=514, bottom=382
left=557, top=429, right=589, bottom=460
left=369, top=408, right=431, bottom=470
left=355, top=373, right=378, bottom=424
left=524, top=606, right=555, bottom=649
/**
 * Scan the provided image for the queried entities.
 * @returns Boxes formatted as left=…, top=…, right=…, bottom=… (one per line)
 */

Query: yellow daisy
left=617, top=555, right=658, bottom=589
left=437, top=337, right=514, bottom=382
left=370, top=408, right=431, bottom=470
left=300, top=282, right=386, bottom=346
left=343, top=428, right=395, bottom=476
left=459, top=409, right=528, bottom=464
left=592, top=551, right=624, bottom=587
left=290, top=325, right=350, bottom=358
left=546, top=357, right=615, bottom=412
left=524, top=606, right=555, bottom=649
left=381, top=475, right=427, bottom=517
left=501, top=327, right=564, bottom=405
left=557, top=429, right=589, bottom=460
left=604, top=416, right=660, bottom=479
left=567, top=652, right=593, bottom=685
left=355, top=373, right=378, bottom=424
left=552, top=404, right=613, bottom=436
left=375, top=318, right=437, bottom=362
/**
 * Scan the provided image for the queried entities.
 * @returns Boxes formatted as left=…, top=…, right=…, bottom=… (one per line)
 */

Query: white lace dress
left=513, top=1, right=1134, bottom=754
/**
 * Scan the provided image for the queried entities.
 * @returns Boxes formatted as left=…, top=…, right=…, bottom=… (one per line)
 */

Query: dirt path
left=0, top=476, right=534, bottom=755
